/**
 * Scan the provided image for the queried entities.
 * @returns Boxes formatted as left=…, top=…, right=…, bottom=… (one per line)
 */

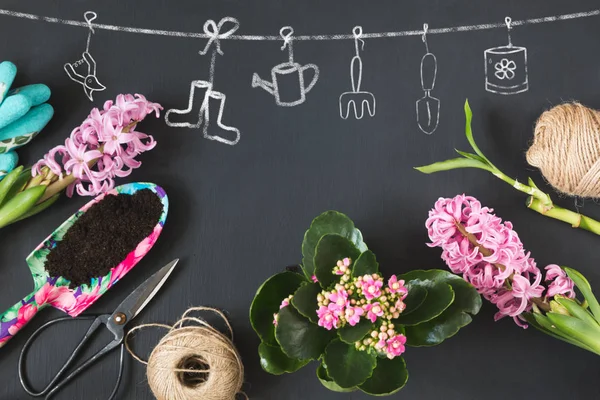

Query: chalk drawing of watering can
left=252, top=27, right=319, bottom=107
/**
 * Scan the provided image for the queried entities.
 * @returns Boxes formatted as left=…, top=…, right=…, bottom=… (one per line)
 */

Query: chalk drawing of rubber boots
left=164, top=80, right=211, bottom=128
left=202, top=89, right=240, bottom=146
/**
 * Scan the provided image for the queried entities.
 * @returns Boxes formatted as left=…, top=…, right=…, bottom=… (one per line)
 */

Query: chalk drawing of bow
left=199, top=17, right=240, bottom=56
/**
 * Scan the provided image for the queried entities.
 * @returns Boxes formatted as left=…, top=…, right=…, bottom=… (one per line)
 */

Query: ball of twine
left=527, top=102, right=600, bottom=198
left=125, top=307, right=245, bottom=400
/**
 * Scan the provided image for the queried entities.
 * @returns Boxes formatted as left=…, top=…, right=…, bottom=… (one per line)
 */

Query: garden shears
left=18, top=258, right=179, bottom=399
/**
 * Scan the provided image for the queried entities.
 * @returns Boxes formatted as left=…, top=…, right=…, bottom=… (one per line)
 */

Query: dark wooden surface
left=1, top=1, right=600, bottom=399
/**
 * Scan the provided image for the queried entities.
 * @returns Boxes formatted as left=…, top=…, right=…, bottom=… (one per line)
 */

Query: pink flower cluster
left=316, top=258, right=408, bottom=359
left=33, top=94, right=162, bottom=197
left=426, top=194, right=575, bottom=327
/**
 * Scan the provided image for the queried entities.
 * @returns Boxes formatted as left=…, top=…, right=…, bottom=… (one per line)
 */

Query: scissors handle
left=19, top=314, right=125, bottom=399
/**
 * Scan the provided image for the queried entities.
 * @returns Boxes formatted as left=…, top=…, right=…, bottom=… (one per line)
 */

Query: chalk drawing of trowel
left=64, top=52, right=106, bottom=101
left=416, top=52, right=440, bottom=135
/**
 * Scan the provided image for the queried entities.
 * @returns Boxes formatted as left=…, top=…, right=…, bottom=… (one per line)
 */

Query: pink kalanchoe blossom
left=317, top=304, right=341, bottom=330
left=364, top=302, right=384, bottom=323
left=426, top=194, right=575, bottom=328
left=311, top=275, right=318, bottom=283
left=33, top=94, right=162, bottom=197
left=545, top=265, right=576, bottom=298
left=280, top=298, right=290, bottom=309
left=344, top=306, right=364, bottom=326
left=385, top=334, right=407, bottom=359
left=388, top=275, right=408, bottom=299
left=328, top=289, right=349, bottom=309
left=361, top=275, right=383, bottom=300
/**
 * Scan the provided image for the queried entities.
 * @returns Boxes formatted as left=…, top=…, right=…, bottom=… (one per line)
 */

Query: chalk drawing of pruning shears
left=64, top=12, right=106, bottom=101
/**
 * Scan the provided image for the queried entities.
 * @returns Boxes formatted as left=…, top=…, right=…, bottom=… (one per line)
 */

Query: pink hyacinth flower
left=386, top=334, right=407, bottom=359
left=344, top=306, right=364, bottom=326
left=317, top=304, right=340, bottom=330
left=545, top=265, right=575, bottom=298
left=362, top=275, right=383, bottom=300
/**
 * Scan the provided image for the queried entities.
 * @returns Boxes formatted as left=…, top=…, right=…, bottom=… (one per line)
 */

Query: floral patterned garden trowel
left=0, top=182, right=169, bottom=347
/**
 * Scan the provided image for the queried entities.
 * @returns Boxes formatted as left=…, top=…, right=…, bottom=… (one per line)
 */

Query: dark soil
left=44, top=189, right=163, bottom=288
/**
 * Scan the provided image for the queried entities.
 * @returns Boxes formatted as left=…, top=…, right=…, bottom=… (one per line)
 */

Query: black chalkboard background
left=1, top=0, right=600, bottom=399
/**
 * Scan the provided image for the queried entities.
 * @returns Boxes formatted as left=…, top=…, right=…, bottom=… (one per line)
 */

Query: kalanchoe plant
left=250, top=211, right=482, bottom=396
left=415, top=100, right=600, bottom=237
left=0, top=94, right=162, bottom=229
left=427, top=194, right=600, bottom=355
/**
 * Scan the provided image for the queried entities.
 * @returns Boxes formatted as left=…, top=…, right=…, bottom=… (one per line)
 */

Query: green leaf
left=316, top=363, right=357, bottom=393
left=405, top=276, right=481, bottom=346
left=359, top=356, right=409, bottom=396
left=554, top=296, right=599, bottom=328
left=324, top=339, right=377, bottom=388
left=258, top=342, right=309, bottom=375
left=394, top=270, right=455, bottom=326
left=0, top=185, right=46, bottom=228
left=0, top=165, right=23, bottom=206
left=301, top=211, right=367, bottom=280
left=455, top=149, right=487, bottom=163
left=464, top=100, right=491, bottom=164
left=400, top=286, right=428, bottom=316
left=10, top=193, right=60, bottom=224
left=292, top=282, right=321, bottom=323
left=2, top=166, right=32, bottom=206
left=338, top=319, right=373, bottom=344
left=522, top=313, right=597, bottom=354
left=546, top=312, right=600, bottom=354
left=414, top=157, right=493, bottom=175
left=352, top=250, right=379, bottom=277
left=527, top=177, right=541, bottom=190
left=314, top=234, right=361, bottom=288
left=276, top=306, right=335, bottom=360
left=564, top=267, right=600, bottom=324
left=250, top=271, right=307, bottom=346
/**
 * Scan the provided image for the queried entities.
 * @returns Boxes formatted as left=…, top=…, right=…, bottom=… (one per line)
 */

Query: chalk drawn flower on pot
left=494, top=58, right=516, bottom=80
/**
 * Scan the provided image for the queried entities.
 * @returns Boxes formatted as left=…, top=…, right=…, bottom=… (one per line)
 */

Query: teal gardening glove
left=0, top=61, right=54, bottom=179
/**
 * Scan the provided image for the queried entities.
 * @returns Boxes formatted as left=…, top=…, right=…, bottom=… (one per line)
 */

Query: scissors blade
left=111, top=259, right=178, bottom=325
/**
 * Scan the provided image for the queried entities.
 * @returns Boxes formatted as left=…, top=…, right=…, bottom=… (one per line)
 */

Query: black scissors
left=19, top=259, right=179, bottom=399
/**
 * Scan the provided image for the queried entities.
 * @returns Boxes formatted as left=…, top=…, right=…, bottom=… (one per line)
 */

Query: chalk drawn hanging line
left=339, top=26, right=375, bottom=119
left=0, top=8, right=598, bottom=40
left=63, top=11, right=106, bottom=101
left=164, top=17, right=241, bottom=146
left=252, top=26, right=319, bottom=107
left=416, top=23, right=440, bottom=134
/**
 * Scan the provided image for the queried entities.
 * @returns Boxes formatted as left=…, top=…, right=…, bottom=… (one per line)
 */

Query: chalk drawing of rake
left=339, top=26, right=376, bottom=120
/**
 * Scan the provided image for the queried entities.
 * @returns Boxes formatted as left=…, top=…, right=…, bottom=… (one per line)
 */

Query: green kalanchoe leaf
left=301, top=211, right=367, bottom=280
left=258, top=342, right=310, bottom=375
left=314, top=234, right=361, bottom=289
left=317, top=363, right=357, bottom=393
left=276, top=306, right=335, bottom=360
left=250, top=271, right=307, bottom=346
left=359, top=356, right=409, bottom=396
left=324, top=339, right=377, bottom=389
left=292, top=282, right=321, bottom=323
left=394, top=270, right=455, bottom=326
left=400, top=285, right=428, bottom=316
left=338, top=319, right=373, bottom=344
left=405, top=276, right=481, bottom=346
left=352, top=250, right=379, bottom=277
